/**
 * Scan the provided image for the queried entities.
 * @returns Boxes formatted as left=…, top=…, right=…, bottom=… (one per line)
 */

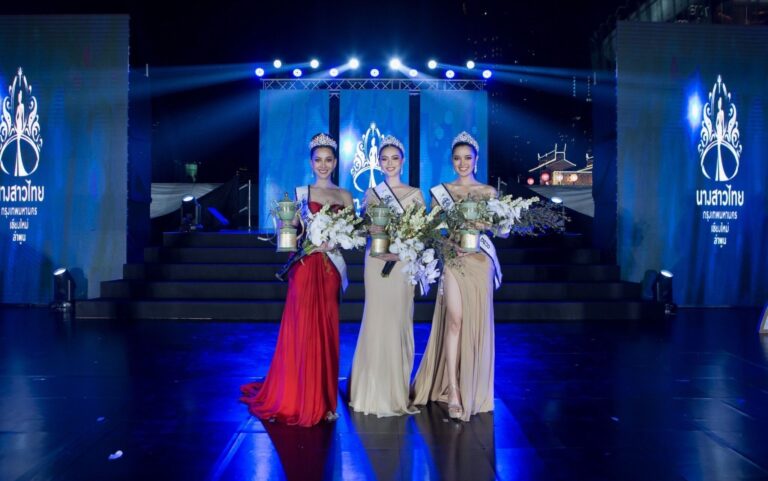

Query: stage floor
left=1, top=307, right=766, bottom=480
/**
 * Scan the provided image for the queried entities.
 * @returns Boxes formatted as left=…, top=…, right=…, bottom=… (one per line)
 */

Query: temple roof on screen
left=529, top=144, right=577, bottom=173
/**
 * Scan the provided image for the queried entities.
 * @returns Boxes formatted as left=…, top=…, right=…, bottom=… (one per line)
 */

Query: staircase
left=75, top=231, right=663, bottom=321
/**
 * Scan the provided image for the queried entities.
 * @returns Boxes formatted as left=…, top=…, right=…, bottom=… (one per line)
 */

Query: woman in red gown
left=241, top=133, right=354, bottom=427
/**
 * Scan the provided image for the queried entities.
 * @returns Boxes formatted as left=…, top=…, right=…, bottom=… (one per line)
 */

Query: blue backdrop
left=420, top=91, right=488, bottom=203
left=339, top=90, right=409, bottom=211
left=0, top=16, right=129, bottom=303
left=616, top=22, right=768, bottom=306
left=258, top=90, right=329, bottom=229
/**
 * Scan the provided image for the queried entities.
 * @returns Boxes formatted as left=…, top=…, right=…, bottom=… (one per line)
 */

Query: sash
left=295, top=186, right=349, bottom=292
left=374, top=183, right=431, bottom=295
left=373, top=182, right=405, bottom=215
left=430, top=184, right=502, bottom=290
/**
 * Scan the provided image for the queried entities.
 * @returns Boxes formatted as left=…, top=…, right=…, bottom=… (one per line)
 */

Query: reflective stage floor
left=1, top=307, right=766, bottom=480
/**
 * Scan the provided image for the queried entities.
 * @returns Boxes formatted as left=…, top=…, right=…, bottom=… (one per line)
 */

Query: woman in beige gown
left=412, top=131, right=497, bottom=422
left=349, top=135, right=425, bottom=417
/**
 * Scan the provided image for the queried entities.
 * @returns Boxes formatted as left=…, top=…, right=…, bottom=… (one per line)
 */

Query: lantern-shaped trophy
left=368, top=205, right=392, bottom=256
left=276, top=193, right=298, bottom=252
left=458, top=199, right=481, bottom=252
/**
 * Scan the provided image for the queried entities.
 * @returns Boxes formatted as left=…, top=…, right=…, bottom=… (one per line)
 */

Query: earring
left=473, top=164, right=478, bottom=174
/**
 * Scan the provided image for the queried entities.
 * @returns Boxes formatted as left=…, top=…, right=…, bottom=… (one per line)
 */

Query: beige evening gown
left=349, top=187, right=424, bottom=417
left=411, top=251, right=495, bottom=422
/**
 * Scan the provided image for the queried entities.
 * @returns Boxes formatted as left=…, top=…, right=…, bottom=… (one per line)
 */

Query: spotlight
left=482, top=69, right=492, bottom=79
left=273, top=59, right=282, bottom=69
left=348, top=58, right=360, bottom=69
left=254, top=68, right=265, bottom=77
left=428, top=59, right=437, bottom=69
left=654, top=270, right=676, bottom=316
left=370, top=68, right=380, bottom=78
left=329, top=68, right=339, bottom=77
left=445, top=69, right=455, bottom=79
left=551, top=196, right=567, bottom=231
left=526, top=177, right=535, bottom=186
left=389, top=58, right=401, bottom=70
left=408, top=69, right=418, bottom=77
left=310, top=59, right=320, bottom=69
left=52, top=267, right=75, bottom=311
left=541, top=172, right=551, bottom=183
left=466, top=60, right=476, bottom=69
left=293, top=68, right=302, bottom=78
left=180, top=195, right=202, bottom=232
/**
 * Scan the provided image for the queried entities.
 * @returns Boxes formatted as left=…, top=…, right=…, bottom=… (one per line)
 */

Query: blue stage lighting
left=330, top=68, right=339, bottom=77
left=687, top=93, right=702, bottom=132
left=349, top=58, right=360, bottom=69
left=428, top=59, right=437, bottom=70
left=310, top=59, right=320, bottom=69
left=273, top=59, right=282, bottom=69
left=370, top=68, right=380, bottom=78
left=482, top=69, right=492, bottom=79
left=389, top=58, right=401, bottom=70
left=466, top=60, right=476, bottom=69
left=255, top=68, right=265, bottom=77
left=293, top=68, right=302, bottom=78
left=445, top=69, right=455, bottom=79
left=409, top=69, right=418, bottom=78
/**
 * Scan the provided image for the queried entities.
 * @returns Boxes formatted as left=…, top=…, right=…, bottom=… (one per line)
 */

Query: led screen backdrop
left=258, top=90, right=329, bottom=230
left=420, top=90, right=488, bottom=203
left=339, top=90, right=409, bottom=211
left=0, top=15, right=129, bottom=303
left=616, top=22, right=768, bottom=306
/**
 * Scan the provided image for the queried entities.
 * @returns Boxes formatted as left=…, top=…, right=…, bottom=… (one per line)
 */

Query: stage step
left=122, top=263, right=621, bottom=282
left=78, top=231, right=660, bottom=321
left=99, top=280, right=641, bottom=301
left=75, top=299, right=662, bottom=321
left=144, top=247, right=604, bottom=265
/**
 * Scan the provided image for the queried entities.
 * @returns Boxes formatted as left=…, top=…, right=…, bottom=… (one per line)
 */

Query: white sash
left=295, top=186, right=349, bottom=292
left=430, top=184, right=502, bottom=290
left=373, top=182, right=405, bottom=215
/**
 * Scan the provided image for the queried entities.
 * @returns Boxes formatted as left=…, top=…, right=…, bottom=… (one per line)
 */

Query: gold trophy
left=458, top=200, right=481, bottom=252
left=276, top=193, right=298, bottom=252
left=368, top=205, right=392, bottom=257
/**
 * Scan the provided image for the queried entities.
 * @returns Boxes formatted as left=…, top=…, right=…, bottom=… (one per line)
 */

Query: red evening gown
left=240, top=201, right=342, bottom=427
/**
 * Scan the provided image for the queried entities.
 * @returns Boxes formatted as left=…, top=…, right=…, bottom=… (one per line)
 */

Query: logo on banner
left=698, top=75, right=741, bottom=182
left=694, top=75, right=744, bottom=248
left=350, top=122, right=385, bottom=193
left=0, top=68, right=43, bottom=177
left=0, top=67, right=46, bottom=245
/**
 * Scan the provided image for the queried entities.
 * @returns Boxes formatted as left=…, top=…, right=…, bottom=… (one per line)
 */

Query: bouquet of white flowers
left=443, top=194, right=564, bottom=239
left=303, top=204, right=366, bottom=254
left=480, top=195, right=540, bottom=236
left=276, top=203, right=365, bottom=281
left=385, top=204, right=443, bottom=290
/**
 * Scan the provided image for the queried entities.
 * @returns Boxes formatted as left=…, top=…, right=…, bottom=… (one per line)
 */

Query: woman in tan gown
left=349, top=135, right=425, bottom=417
left=412, top=131, right=497, bottom=422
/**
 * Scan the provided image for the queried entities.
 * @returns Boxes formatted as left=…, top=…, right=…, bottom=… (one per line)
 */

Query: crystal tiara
left=309, top=133, right=338, bottom=151
left=451, top=131, right=479, bottom=153
left=379, top=135, right=405, bottom=155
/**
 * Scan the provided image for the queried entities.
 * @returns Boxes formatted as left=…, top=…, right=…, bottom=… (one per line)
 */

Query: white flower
left=421, top=248, right=435, bottom=264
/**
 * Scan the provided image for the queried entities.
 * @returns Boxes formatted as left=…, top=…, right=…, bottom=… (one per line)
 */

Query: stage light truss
left=261, top=78, right=485, bottom=91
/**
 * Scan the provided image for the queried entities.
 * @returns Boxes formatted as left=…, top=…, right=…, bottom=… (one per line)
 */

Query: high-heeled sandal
left=324, top=411, right=339, bottom=422
left=446, top=383, right=464, bottom=420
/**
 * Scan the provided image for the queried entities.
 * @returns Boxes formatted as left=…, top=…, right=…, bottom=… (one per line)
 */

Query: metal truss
left=261, top=78, right=485, bottom=91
